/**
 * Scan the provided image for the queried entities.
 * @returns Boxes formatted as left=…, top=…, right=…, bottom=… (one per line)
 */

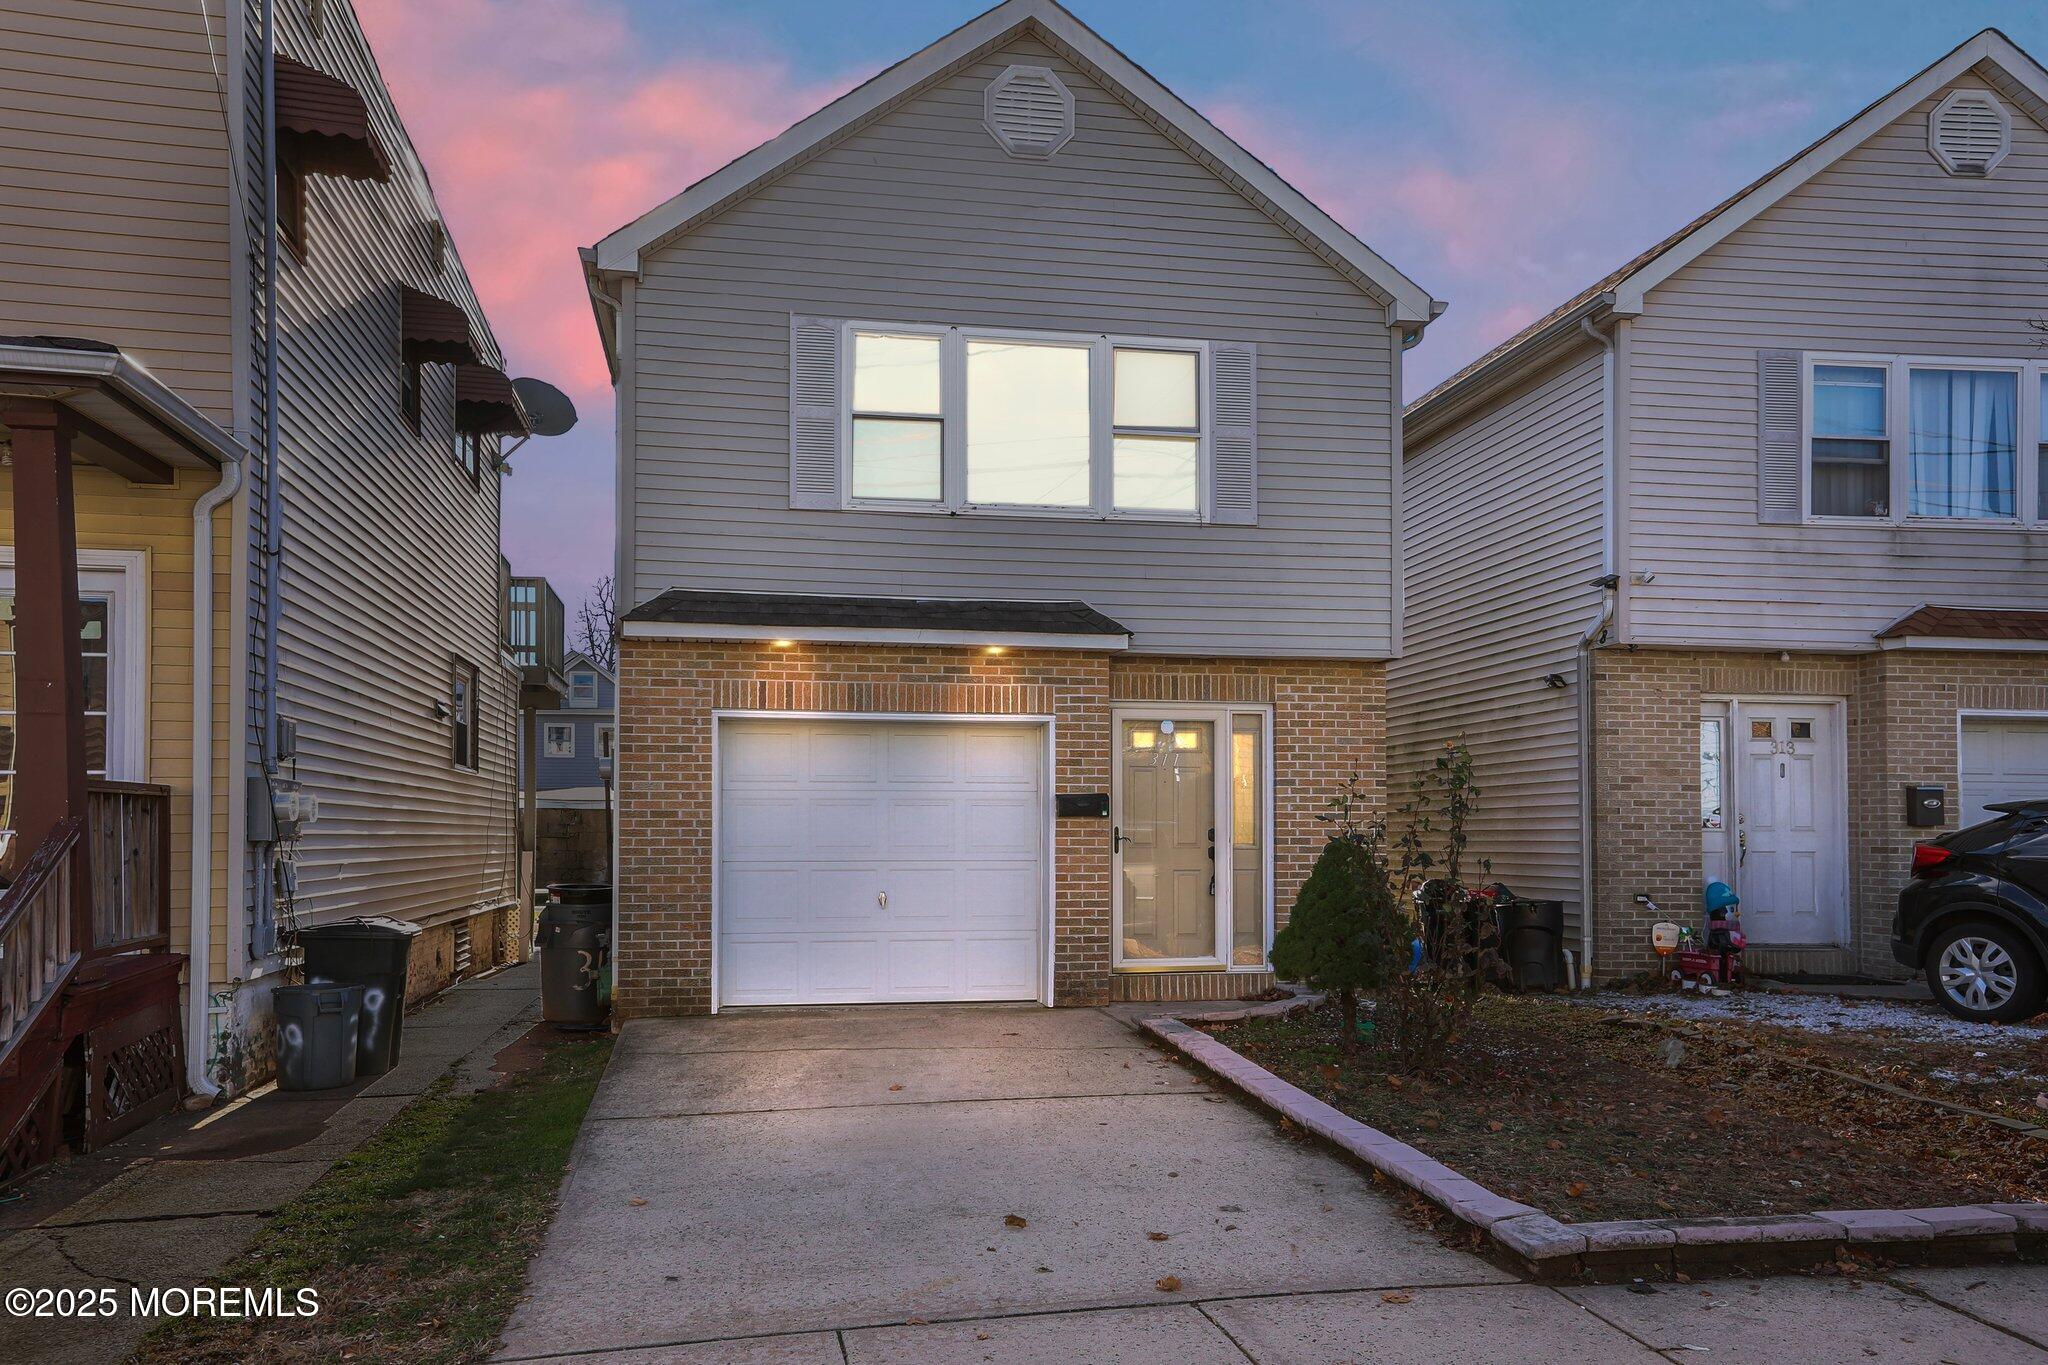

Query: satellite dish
left=512, top=377, right=577, bottom=437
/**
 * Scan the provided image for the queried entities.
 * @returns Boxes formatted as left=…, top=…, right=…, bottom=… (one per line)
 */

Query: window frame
left=276, top=146, right=308, bottom=261
left=839, top=321, right=1210, bottom=523
left=541, top=721, right=576, bottom=759
left=566, top=670, right=598, bottom=709
left=596, top=723, right=615, bottom=762
left=450, top=660, right=479, bottom=771
left=1804, top=352, right=2038, bottom=527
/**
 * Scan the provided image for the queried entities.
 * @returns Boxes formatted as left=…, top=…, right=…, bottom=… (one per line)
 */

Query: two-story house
left=1391, top=29, right=2048, bottom=997
left=584, top=0, right=1439, bottom=1015
left=0, top=0, right=564, bottom=1154
left=535, top=652, right=617, bottom=809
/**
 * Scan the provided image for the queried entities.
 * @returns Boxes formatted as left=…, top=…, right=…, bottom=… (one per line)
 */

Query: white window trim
left=0, top=546, right=149, bottom=781
left=542, top=721, right=576, bottom=759
left=1804, top=352, right=2041, bottom=527
left=840, top=321, right=1210, bottom=523
left=567, top=671, right=599, bottom=709
left=1110, top=702, right=1275, bottom=973
left=596, top=722, right=615, bottom=761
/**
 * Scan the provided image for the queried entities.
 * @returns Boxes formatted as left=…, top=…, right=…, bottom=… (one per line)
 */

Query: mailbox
left=1056, top=792, right=1110, bottom=819
left=1904, top=784, right=1946, bottom=828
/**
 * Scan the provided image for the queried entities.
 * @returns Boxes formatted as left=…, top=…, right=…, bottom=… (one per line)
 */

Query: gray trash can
left=273, top=983, right=364, bottom=1091
left=539, top=884, right=611, bottom=1029
left=297, top=916, right=423, bottom=1076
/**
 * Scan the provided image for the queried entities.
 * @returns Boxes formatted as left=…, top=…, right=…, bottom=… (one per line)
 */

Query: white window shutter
left=1208, top=341, right=1257, bottom=524
left=789, top=315, right=842, bottom=509
left=1756, top=349, right=1803, bottom=524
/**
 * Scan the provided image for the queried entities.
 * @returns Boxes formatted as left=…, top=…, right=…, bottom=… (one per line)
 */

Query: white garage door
left=717, top=718, right=1046, bottom=1006
left=1961, top=716, right=2048, bottom=827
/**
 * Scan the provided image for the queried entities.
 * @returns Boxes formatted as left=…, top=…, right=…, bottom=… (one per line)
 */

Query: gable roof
left=1406, top=28, right=2048, bottom=442
left=561, top=650, right=615, bottom=685
left=583, top=0, right=1439, bottom=332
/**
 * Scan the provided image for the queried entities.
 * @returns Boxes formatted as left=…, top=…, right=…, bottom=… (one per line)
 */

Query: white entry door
left=716, top=717, right=1045, bottom=1006
left=1960, top=716, right=2048, bottom=827
left=1728, top=701, right=1847, bottom=946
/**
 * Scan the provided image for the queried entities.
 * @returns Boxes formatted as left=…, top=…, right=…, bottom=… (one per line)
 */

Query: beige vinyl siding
left=626, top=32, right=1398, bottom=658
left=1624, top=66, right=2048, bottom=650
left=1391, top=350, right=1607, bottom=940
left=250, top=1, right=518, bottom=937
left=0, top=0, right=234, bottom=424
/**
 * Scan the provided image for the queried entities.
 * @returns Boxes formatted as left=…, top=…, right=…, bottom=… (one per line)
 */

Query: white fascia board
left=0, top=342, right=247, bottom=466
left=585, top=0, right=1439, bottom=324
left=622, top=620, right=1130, bottom=651
left=1878, top=635, right=2048, bottom=653
left=1615, top=30, right=2048, bottom=313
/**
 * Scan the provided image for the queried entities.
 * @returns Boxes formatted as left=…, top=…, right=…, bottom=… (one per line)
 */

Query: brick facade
left=614, top=639, right=1383, bottom=1018
left=1590, top=646, right=2048, bottom=981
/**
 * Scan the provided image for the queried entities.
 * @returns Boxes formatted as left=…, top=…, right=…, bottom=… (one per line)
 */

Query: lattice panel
left=99, top=1024, right=179, bottom=1123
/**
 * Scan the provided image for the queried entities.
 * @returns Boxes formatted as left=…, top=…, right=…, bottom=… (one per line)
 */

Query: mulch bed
left=1208, top=995, right=2047, bottom=1224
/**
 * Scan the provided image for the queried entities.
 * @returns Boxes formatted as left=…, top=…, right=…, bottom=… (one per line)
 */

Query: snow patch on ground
left=1591, top=988, right=2048, bottom=1044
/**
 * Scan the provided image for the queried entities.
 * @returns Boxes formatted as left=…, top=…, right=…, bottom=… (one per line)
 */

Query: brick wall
left=1590, top=647, right=2047, bottom=981
left=614, top=639, right=1383, bottom=1018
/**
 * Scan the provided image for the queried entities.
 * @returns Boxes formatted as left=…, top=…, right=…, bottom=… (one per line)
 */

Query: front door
left=1112, top=708, right=1271, bottom=970
left=1118, top=717, right=1217, bottom=963
left=1729, top=701, right=1846, bottom=946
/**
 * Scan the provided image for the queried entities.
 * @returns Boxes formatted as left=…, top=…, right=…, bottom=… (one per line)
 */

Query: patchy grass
left=134, top=1030, right=612, bottom=1365
left=1210, top=996, right=2046, bottom=1224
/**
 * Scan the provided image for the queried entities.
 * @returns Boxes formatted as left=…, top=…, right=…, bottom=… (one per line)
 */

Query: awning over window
left=455, top=364, right=527, bottom=435
left=400, top=286, right=479, bottom=367
left=273, top=55, right=390, bottom=183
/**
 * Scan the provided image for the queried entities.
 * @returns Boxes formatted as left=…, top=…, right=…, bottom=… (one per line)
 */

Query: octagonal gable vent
left=985, top=65, right=1074, bottom=160
left=1928, top=89, right=2010, bottom=177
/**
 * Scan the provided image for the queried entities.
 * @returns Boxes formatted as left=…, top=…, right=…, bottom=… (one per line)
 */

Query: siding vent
left=1928, top=90, right=2010, bottom=176
left=984, top=65, right=1075, bottom=159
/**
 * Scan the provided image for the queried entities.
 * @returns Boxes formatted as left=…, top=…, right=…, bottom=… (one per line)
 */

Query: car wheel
left=1925, top=920, right=2045, bottom=1024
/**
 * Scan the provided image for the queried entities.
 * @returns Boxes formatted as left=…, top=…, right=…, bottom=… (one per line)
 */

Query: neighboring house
left=535, top=653, right=617, bottom=809
left=1390, top=29, right=2048, bottom=985
left=584, top=0, right=1439, bottom=1014
left=0, top=0, right=564, bottom=1165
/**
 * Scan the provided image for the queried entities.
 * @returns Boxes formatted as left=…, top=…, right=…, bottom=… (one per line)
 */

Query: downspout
left=188, top=456, right=245, bottom=1097
left=258, top=0, right=283, bottom=943
left=1577, top=315, right=1620, bottom=988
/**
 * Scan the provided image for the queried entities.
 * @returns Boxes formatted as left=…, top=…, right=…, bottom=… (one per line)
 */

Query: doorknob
left=877, top=890, right=887, bottom=909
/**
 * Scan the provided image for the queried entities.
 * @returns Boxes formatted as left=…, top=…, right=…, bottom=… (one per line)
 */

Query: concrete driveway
left=497, top=1006, right=2048, bottom=1363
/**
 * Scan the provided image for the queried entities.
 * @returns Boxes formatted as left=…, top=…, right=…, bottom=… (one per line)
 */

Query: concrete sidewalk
left=498, top=1002, right=2048, bottom=1364
left=0, top=961, right=539, bottom=1365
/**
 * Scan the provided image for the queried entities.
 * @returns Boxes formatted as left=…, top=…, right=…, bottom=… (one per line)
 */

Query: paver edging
left=1138, top=1014, right=2042, bottom=1283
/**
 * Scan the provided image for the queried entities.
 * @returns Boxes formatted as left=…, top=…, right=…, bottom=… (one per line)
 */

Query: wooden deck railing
left=0, top=817, right=82, bottom=1058
left=84, top=781, right=171, bottom=955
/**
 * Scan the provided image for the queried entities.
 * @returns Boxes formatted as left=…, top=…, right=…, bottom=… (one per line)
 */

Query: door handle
left=877, top=890, right=887, bottom=909
left=1113, top=825, right=1130, bottom=853
left=1738, top=830, right=1748, bottom=868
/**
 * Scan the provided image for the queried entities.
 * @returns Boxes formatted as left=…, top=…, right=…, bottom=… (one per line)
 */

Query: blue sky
left=363, top=0, right=2048, bottom=618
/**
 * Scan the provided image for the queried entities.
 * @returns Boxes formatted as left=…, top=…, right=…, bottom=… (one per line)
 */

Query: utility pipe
left=186, top=456, right=244, bottom=1097
left=1576, top=314, right=1621, bottom=989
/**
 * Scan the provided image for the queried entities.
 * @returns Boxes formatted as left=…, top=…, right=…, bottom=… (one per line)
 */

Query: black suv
left=1893, top=800, right=2048, bottom=1023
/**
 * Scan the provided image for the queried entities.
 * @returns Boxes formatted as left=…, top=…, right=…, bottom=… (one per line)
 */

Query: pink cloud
left=355, top=0, right=848, bottom=402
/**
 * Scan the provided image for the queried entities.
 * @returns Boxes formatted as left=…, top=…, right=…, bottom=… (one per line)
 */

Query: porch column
left=3, top=401, right=89, bottom=888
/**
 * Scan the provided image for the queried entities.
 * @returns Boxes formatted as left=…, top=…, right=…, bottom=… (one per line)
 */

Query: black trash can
left=1496, top=898, right=1566, bottom=992
left=539, top=884, right=611, bottom=1029
left=297, top=916, right=423, bottom=1076
left=274, top=983, right=364, bottom=1091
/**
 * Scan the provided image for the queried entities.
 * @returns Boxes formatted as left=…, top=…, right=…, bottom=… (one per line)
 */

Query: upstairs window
left=1811, top=364, right=1888, bottom=517
left=1804, top=355, right=2039, bottom=525
left=276, top=149, right=308, bottom=260
left=840, top=325, right=1221, bottom=521
left=1908, top=368, right=2015, bottom=519
left=450, top=661, right=478, bottom=770
left=851, top=332, right=943, bottom=502
left=567, top=670, right=598, bottom=708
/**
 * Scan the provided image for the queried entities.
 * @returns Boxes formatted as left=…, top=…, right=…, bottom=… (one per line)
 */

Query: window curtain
left=1909, top=369, right=2016, bottom=517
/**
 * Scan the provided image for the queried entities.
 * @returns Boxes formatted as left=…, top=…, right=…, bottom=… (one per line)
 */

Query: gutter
left=0, top=344, right=243, bottom=467
left=1405, top=293, right=1615, bottom=450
